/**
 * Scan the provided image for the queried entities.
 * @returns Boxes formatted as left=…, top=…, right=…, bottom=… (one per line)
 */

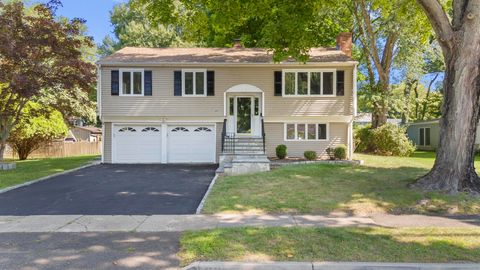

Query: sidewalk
left=0, top=214, right=478, bottom=232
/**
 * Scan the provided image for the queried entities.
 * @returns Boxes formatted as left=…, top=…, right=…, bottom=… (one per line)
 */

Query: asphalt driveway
left=0, top=164, right=216, bottom=215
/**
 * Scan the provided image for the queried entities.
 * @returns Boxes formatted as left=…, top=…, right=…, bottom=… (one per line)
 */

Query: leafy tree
left=8, top=103, right=68, bottom=160
left=0, top=1, right=96, bottom=161
left=134, top=0, right=352, bottom=60
left=413, top=0, right=480, bottom=193
left=98, top=2, right=187, bottom=56
left=352, top=0, right=432, bottom=127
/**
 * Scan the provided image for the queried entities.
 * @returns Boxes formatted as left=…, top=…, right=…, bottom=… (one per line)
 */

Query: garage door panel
left=168, top=125, right=215, bottom=163
left=114, top=125, right=162, bottom=163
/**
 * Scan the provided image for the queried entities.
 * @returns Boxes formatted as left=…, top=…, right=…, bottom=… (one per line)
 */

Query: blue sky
left=37, top=0, right=126, bottom=44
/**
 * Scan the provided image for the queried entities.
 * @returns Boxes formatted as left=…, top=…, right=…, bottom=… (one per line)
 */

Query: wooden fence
left=4, top=141, right=101, bottom=159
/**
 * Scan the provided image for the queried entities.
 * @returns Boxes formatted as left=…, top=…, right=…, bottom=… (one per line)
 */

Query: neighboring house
left=71, top=126, right=102, bottom=142
left=407, top=119, right=480, bottom=150
left=96, top=33, right=358, bottom=164
left=354, top=112, right=401, bottom=126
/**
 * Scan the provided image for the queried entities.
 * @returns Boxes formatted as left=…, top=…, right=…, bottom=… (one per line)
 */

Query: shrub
left=354, top=123, right=415, bottom=157
left=276, top=144, right=287, bottom=159
left=334, top=145, right=347, bottom=160
left=304, top=151, right=317, bottom=161
left=326, top=147, right=335, bottom=160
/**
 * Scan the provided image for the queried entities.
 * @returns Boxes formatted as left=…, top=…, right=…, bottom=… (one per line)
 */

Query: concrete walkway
left=0, top=214, right=478, bottom=232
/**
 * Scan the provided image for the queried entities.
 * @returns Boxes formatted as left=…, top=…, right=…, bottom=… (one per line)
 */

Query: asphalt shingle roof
left=98, top=47, right=354, bottom=64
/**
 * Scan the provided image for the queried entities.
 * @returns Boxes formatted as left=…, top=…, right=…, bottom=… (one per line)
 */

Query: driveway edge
left=183, top=261, right=480, bottom=270
left=0, top=161, right=100, bottom=195
left=196, top=173, right=219, bottom=214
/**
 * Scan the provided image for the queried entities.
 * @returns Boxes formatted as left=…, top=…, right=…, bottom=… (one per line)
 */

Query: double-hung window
left=419, top=127, right=431, bottom=146
left=120, top=69, right=144, bottom=96
left=283, top=70, right=336, bottom=96
left=183, top=69, right=206, bottom=96
left=285, top=123, right=328, bottom=141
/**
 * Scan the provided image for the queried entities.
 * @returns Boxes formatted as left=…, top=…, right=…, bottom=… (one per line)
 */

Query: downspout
left=97, top=64, right=104, bottom=163
left=350, top=63, right=358, bottom=159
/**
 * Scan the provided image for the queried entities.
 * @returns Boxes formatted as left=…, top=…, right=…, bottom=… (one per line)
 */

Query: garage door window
left=118, top=127, right=136, bottom=132
left=171, top=127, right=189, bottom=132
left=141, top=127, right=160, bottom=132
left=194, top=127, right=212, bottom=132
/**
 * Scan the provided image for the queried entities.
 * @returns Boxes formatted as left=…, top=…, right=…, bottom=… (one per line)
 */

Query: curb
left=0, top=161, right=100, bottom=195
left=196, top=174, right=219, bottom=214
left=183, top=261, right=480, bottom=270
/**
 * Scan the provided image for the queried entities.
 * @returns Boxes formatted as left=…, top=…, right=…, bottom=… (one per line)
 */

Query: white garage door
left=168, top=125, right=215, bottom=163
left=114, top=125, right=162, bottom=163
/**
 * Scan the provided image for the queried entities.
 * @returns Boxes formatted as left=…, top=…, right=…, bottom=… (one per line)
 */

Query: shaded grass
left=0, top=155, right=98, bottom=189
left=180, top=227, right=480, bottom=265
left=202, top=152, right=480, bottom=215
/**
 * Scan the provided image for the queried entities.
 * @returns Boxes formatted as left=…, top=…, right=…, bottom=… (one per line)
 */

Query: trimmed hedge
left=304, top=151, right=317, bottom=161
left=334, top=145, right=347, bottom=160
left=276, top=144, right=287, bottom=159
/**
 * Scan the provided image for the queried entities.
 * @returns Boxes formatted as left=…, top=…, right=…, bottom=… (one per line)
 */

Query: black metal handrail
left=221, top=119, right=226, bottom=153
left=261, top=114, right=266, bottom=154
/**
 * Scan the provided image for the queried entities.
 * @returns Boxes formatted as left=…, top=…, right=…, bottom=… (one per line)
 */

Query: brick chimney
left=336, top=32, right=352, bottom=57
left=233, top=38, right=243, bottom=48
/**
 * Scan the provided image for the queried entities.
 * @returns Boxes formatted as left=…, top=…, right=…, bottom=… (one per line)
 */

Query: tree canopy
left=8, top=103, right=68, bottom=160
left=0, top=1, right=96, bottom=161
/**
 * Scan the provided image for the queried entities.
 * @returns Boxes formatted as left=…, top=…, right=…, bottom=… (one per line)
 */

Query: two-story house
left=97, top=33, right=357, bottom=166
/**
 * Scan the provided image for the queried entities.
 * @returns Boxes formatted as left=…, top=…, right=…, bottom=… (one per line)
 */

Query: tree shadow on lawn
left=179, top=227, right=480, bottom=264
left=206, top=163, right=480, bottom=215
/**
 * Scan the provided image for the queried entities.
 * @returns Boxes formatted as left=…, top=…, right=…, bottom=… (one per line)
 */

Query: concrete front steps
left=218, top=137, right=271, bottom=175
left=217, top=154, right=270, bottom=176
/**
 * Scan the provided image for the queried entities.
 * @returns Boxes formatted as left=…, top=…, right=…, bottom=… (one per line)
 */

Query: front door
left=236, top=97, right=252, bottom=134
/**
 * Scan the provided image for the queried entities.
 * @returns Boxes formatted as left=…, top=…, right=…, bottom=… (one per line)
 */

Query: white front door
left=114, top=125, right=162, bottom=163
left=227, top=95, right=261, bottom=137
left=167, top=125, right=216, bottom=163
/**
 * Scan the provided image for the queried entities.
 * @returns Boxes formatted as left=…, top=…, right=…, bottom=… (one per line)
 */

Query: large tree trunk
left=0, top=142, right=6, bottom=162
left=414, top=0, right=480, bottom=193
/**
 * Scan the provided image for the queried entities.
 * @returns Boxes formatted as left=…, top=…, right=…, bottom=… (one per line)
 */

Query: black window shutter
left=144, top=70, right=152, bottom=96
left=336, top=70, right=345, bottom=96
left=111, top=70, right=119, bottom=96
left=274, top=71, right=282, bottom=96
left=207, top=71, right=215, bottom=96
left=174, top=70, right=182, bottom=96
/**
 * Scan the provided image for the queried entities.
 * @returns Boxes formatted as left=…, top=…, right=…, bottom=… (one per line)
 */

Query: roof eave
left=95, top=61, right=359, bottom=67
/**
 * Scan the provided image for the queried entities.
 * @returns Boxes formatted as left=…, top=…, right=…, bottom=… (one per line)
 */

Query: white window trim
left=419, top=127, right=431, bottom=146
left=182, top=69, right=207, bottom=97
left=119, top=68, right=144, bottom=96
left=282, top=69, right=337, bottom=97
left=284, top=123, right=329, bottom=141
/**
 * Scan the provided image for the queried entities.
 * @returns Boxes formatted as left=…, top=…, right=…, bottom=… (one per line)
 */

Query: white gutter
left=96, top=61, right=359, bottom=67
left=96, top=64, right=102, bottom=119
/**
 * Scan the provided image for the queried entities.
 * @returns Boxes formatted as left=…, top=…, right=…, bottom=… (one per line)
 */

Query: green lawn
left=180, top=227, right=480, bottom=265
left=202, top=151, right=480, bottom=215
left=0, top=155, right=99, bottom=189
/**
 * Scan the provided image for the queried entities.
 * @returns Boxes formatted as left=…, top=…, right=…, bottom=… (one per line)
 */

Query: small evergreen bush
left=276, top=144, right=287, bottom=159
left=304, top=151, right=317, bottom=161
left=334, top=145, right=347, bottom=160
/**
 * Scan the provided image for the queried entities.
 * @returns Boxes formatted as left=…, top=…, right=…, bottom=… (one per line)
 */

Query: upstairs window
left=120, top=69, right=143, bottom=96
left=283, top=70, right=336, bottom=96
left=183, top=69, right=206, bottom=96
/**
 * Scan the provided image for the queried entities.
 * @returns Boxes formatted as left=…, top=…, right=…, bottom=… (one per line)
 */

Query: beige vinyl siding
left=264, top=122, right=347, bottom=158
left=103, top=122, right=112, bottom=163
left=101, top=66, right=353, bottom=118
left=215, top=122, right=222, bottom=162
